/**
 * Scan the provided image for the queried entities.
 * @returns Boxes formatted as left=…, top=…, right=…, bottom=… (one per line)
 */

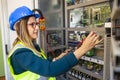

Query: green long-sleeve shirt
left=11, top=44, right=78, bottom=77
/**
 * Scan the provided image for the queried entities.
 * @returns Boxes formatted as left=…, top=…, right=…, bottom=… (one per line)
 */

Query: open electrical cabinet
left=35, top=0, right=112, bottom=80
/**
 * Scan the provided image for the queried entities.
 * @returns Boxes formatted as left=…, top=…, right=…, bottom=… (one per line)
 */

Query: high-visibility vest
left=8, top=41, right=56, bottom=80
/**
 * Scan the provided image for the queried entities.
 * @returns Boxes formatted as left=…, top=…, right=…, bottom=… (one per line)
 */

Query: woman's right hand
left=73, top=31, right=103, bottom=59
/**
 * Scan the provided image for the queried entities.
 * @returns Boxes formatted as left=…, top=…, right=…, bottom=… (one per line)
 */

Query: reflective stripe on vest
left=8, top=42, right=56, bottom=80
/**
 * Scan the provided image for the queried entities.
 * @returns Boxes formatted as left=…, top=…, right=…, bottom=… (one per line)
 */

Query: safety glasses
left=27, top=22, right=40, bottom=29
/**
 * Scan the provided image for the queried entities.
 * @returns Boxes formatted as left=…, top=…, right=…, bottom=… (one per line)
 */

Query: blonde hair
left=13, top=16, right=40, bottom=54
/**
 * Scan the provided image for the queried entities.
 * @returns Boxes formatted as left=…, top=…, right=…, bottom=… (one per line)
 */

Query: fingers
left=93, top=35, right=99, bottom=42
left=92, top=35, right=104, bottom=45
left=65, top=48, right=72, bottom=53
left=85, top=32, right=97, bottom=42
left=85, top=31, right=103, bottom=45
left=86, top=32, right=97, bottom=42
left=77, top=31, right=103, bottom=55
left=63, top=49, right=70, bottom=53
left=87, top=31, right=96, bottom=38
left=95, top=38, right=104, bottom=45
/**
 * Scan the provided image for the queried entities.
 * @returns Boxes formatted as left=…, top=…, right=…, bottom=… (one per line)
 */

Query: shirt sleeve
left=11, top=48, right=78, bottom=77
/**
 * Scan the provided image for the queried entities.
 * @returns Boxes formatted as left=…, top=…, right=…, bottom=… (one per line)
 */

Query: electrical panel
left=46, top=30, right=66, bottom=59
left=37, top=0, right=112, bottom=80
left=37, top=0, right=66, bottom=59
left=65, top=0, right=111, bottom=80
left=37, top=1, right=67, bottom=79
left=111, top=0, right=120, bottom=80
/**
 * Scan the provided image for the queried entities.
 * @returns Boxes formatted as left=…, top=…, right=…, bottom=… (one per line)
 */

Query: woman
left=8, top=6, right=101, bottom=80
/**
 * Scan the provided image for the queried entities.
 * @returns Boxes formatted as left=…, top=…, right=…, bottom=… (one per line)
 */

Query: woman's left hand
left=53, top=49, right=72, bottom=61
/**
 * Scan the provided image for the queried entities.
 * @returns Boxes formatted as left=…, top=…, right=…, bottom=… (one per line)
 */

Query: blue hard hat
left=9, top=6, right=40, bottom=31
